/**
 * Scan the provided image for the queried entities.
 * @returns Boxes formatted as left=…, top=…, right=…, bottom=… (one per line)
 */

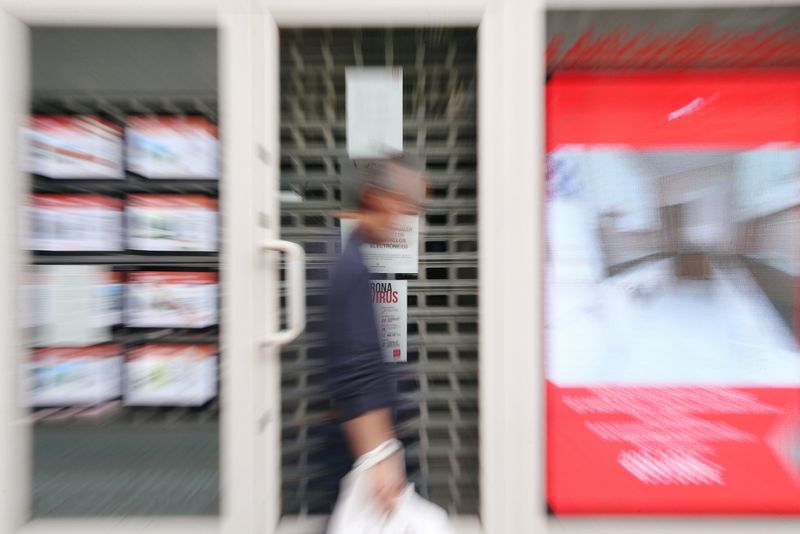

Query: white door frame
left=0, top=7, right=31, bottom=534
left=0, top=0, right=538, bottom=531
left=263, top=3, right=537, bottom=533
left=0, top=1, right=536, bottom=532
left=267, top=2, right=800, bottom=534
left=0, top=2, right=268, bottom=534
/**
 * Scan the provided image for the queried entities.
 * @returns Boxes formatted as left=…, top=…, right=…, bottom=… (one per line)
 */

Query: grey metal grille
left=279, top=28, right=479, bottom=516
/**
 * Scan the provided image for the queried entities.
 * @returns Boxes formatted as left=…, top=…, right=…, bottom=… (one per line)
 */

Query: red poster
left=546, top=72, right=800, bottom=514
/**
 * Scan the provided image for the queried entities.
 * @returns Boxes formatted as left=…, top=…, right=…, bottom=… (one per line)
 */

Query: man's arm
left=326, top=257, right=404, bottom=511
left=342, top=407, right=396, bottom=457
left=343, top=407, right=404, bottom=513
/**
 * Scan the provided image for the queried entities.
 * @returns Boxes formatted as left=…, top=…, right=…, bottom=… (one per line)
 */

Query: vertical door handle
left=261, top=240, right=306, bottom=346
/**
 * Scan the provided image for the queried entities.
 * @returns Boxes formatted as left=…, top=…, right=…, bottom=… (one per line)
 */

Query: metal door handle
left=261, top=240, right=306, bottom=346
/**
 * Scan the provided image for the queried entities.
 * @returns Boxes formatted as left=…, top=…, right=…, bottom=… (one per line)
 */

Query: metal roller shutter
left=279, top=28, right=480, bottom=516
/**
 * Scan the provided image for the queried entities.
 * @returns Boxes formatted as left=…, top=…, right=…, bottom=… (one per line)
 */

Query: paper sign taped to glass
left=345, top=67, right=403, bottom=159
left=341, top=216, right=419, bottom=275
left=337, top=157, right=423, bottom=274
left=370, top=280, right=407, bottom=363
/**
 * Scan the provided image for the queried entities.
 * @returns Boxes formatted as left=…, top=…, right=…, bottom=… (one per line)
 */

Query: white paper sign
left=37, top=265, right=112, bottom=347
left=370, top=280, right=407, bottom=363
left=346, top=67, right=403, bottom=158
left=341, top=215, right=419, bottom=274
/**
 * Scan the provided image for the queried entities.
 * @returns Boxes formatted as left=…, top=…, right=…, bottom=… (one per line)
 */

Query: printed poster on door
left=371, top=280, right=407, bottom=363
left=341, top=215, right=419, bottom=274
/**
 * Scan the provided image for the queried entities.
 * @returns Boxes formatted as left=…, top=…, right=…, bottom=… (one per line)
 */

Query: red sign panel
left=546, top=72, right=800, bottom=514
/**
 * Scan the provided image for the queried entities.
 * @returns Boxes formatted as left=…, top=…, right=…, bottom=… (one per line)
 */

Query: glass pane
left=25, top=27, right=220, bottom=517
left=278, top=28, right=480, bottom=517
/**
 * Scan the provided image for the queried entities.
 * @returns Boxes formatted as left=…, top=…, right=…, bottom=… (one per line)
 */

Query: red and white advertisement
left=370, top=280, right=407, bottom=362
left=25, top=115, right=125, bottom=179
left=126, top=194, right=218, bottom=252
left=546, top=72, right=800, bottom=514
left=26, top=344, right=123, bottom=407
left=123, top=344, right=217, bottom=406
left=28, top=194, right=123, bottom=251
left=125, top=271, right=218, bottom=329
left=125, top=116, right=219, bottom=179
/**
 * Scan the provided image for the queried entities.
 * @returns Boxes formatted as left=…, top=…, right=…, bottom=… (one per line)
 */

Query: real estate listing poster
left=29, top=194, right=123, bottom=252
left=123, top=344, right=217, bottom=406
left=125, top=116, right=219, bottom=179
left=126, top=194, right=218, bottom=252
left=25, top=115, right=124, bottom=179
left=125, top=271, right=218, bottom=329
left=26, top=344, right=123, bottom=407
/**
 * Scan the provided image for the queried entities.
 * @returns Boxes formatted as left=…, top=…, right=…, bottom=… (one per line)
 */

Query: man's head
left=354, top=153, right=428, bottom=243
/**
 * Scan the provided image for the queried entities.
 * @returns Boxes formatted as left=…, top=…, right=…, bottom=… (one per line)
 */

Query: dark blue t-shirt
left=325, top=230, right=396, bottom=421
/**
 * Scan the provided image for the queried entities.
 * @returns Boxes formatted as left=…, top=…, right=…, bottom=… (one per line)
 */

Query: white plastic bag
left=328, top=439, right=452, bottom=534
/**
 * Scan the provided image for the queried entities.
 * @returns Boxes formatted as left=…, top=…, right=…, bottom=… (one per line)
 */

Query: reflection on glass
left=24, top=27, right=220, bottom=517
left=547, top=149, right=800, bottom=385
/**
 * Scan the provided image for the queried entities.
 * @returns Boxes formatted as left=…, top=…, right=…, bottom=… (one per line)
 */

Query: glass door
left=276, top=26, right=480, bottom=520
left=0, top=4, right=294, bottom=533
left=25, top=27, right=222, bottom=518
